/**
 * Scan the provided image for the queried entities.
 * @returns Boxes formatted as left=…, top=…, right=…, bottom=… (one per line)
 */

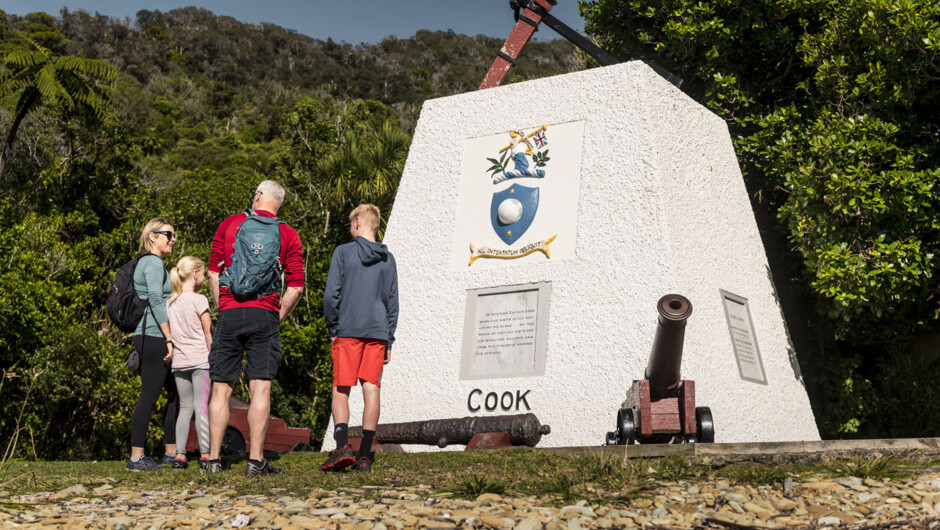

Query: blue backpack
left=220, top=210, right=284, bottom=299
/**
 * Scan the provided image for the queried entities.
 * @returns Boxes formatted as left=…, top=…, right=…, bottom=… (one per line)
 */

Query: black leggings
left=131, top=335, right=179, bottom=448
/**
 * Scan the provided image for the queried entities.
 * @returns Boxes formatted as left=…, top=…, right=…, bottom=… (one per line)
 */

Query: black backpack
left=106, top=253, right=165, bottom=333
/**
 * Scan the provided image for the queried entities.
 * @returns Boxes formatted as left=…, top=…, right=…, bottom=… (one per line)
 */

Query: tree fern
left=3, top=49, right=49, bottom=68
left=0, top=35, right=117, bottom=177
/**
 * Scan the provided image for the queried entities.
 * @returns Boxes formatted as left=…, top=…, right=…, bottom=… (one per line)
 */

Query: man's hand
left=164, top=342, right=174, bottom=362
left=384, top=346, right=391, bottom=365
left=279, top=286, right=303, bottom=323
left=208, top=271, right=221, bottom=309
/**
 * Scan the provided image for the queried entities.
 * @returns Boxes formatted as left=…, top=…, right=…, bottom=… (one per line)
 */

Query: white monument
left=322, top=61, right=819, bottom=450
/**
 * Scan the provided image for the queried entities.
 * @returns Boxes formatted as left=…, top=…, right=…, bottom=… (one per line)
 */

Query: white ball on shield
left=497, top=198, right=524, bottom=224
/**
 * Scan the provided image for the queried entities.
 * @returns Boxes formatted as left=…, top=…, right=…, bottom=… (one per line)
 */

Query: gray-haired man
left=206, top=181, right=304, bottom=475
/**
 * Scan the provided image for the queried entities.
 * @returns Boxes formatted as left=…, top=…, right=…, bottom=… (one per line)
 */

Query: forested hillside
left=0, top=8, right=583, bottom=459
left=59, top=7, right=581, bottom=126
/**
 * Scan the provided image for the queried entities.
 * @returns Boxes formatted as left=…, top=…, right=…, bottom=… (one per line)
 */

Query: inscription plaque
left=460, top=283, right=551, bottom=380
left=720, top=290, right=767, bottom=384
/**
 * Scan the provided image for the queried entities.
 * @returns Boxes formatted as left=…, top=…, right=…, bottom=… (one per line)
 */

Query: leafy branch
left=486, top=150, right=510, bottom=177
left=532, top=149, right=550, bottom=168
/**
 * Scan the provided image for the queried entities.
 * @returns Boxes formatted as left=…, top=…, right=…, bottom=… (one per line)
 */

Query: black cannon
left=606, top=294, right=714, bottom=445
left=349, top=413, right=551, bottom=448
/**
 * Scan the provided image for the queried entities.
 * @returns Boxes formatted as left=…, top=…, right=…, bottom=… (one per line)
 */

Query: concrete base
left=543, top=437, right=940, bottom=460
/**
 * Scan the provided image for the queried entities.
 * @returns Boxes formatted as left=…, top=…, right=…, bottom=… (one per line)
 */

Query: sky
left=0, top=0, right=589, bottom=45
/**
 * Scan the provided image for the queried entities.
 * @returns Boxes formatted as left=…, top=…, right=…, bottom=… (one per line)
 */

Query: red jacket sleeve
left=208, top=216, right=232, bottom=274
left=281, top=224, right=305, bottom=288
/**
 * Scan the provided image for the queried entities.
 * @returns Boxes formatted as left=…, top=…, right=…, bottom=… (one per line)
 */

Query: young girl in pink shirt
left=166, top=256, right=213, bottom=470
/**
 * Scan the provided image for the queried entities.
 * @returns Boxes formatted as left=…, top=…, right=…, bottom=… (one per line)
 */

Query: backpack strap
left=245, top=208, right=284, bottom=226
left=134, top=253, right=168, bottom=285
left=134, top=253, right=168, bottom=334
left=141, top=309, right=148, bottom=352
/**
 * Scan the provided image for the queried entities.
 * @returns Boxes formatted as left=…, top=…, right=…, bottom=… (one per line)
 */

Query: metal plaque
left=460, top=282, right=551, bottom=380
left=720, top=290, right=768, bottom=385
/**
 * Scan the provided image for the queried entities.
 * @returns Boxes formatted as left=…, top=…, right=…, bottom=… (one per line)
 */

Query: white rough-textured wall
left=322, top=61, right=819, bottom=450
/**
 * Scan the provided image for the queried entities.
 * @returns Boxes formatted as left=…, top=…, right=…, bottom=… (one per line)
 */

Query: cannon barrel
left=347, top=413, right=551, bottom=448
left=645, top=294, right=693, bottom=400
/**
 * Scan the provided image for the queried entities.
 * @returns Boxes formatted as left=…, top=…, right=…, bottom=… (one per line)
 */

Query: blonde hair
left=139, top=217, right=171, bottom=254
left=168, top=256, right=204, bottom=304
left=349, top=204, right=381, bottom=233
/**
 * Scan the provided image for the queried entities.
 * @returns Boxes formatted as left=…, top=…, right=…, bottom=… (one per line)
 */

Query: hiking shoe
left=319, top=445, right=356, bottom=472
left=245, top=459, right=285, bottom=476
left=351, top=456, right=372, bottom=473
left=171, top=457, right=189, bottom=470
left=126, top=455, right=164, bottom=472
left=198, top=457, right=209, bottom=471
left=206, top=459, right=225, bottom=474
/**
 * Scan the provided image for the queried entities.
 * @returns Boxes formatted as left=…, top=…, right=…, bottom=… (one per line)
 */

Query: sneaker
left=319, top=445, right=356, bottom=472
left=126, top=455, right=164, bottom=472
left=245, top=459, right=285, bottom=476
left=171, top=457, right=189, bottom=470
left=206, top=459, right=225, bottom=474
left=161, top=453, right=175, bottom=465
left=351, top=456, right=372, bottom=473
left=198, top=457, right=209, bottom=471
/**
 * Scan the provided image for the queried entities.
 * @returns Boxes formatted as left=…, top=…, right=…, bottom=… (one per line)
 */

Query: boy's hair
left=139, top=217, right=172, bottom=254
left=349, top=204, right=381, bottom=233
left=168, top=256, right=205, bottom=305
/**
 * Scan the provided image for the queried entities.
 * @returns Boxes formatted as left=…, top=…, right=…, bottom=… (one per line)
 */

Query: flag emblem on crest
left=533, top=130, right=548, bottom=148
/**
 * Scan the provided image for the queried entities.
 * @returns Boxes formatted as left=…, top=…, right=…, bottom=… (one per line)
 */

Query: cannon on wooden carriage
left=605, top=294, right=714, bottom=445
left=349, top=413, right=550, bottom=451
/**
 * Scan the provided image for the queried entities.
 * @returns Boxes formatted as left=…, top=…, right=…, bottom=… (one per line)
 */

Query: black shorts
left=209, top=308, right=282, bottom=382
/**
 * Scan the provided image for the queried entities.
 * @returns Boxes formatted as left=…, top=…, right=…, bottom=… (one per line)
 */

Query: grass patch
left=827, top=455, right=913, bottom=480
left=716, top=463, right=792, bottom=486
left=1, top=450, right=626, bottom=502
left=542, top=454, right=648, bottom=504
left=651, top=455, right=709, bottom=482
left=545, top=470, right=582, bottom=503
left=0, top=450, right=933, bottom=504
left=1, top=502, right=37, bottom=509
left=450, top=474, right=506, bottom=498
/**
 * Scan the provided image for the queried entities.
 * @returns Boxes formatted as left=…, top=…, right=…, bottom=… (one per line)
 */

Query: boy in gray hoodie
left=321, top=204, right=399, bottom=472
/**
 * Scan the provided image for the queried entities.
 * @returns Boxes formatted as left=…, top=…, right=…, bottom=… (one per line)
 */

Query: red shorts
left=331, top=337, right=386, bottom=387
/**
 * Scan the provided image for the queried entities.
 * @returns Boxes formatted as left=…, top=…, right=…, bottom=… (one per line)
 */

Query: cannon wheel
left=696, top=407, right=714, bottom=443
left=616, top=408, right=636, bottom=445
left=221, top=426, right=246, bottom=456
left=290, top=442, right=313, bottom=453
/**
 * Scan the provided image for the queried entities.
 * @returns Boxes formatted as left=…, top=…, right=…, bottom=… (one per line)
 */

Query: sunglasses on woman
left=154, top=231, right=177, bottom=240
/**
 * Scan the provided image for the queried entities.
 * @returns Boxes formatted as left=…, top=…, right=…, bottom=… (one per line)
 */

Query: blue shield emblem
left=490, top=184, right=539, bottom=245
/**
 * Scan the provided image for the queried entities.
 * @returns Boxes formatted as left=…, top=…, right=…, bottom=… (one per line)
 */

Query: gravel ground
left=2, top=469, right=940, bottom=529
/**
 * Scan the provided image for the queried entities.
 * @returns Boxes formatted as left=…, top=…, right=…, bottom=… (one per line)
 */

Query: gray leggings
left=174, top=368, right=211, bottom=455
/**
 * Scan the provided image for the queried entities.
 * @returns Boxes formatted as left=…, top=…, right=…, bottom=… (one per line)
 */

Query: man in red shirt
left=205, top=180, right=304, bottom=476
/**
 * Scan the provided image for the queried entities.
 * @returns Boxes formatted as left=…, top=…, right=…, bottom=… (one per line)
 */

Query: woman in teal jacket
left=127, top=217, right=179, bottom=471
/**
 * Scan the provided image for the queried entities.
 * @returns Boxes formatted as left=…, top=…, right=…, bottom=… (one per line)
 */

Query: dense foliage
left=582, top=0, right=940, bottom=437
left=0, top=8, right=583, bottom=459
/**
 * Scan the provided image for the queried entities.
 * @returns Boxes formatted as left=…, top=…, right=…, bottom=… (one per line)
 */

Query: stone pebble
left=4, top=470, right=940, bottom=528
